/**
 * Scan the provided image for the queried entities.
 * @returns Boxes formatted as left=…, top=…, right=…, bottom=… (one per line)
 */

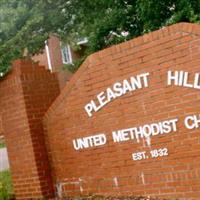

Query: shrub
left=0, top=170, right=13, bottom=200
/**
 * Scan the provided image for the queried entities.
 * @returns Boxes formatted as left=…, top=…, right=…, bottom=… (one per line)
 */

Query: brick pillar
left=0, top=59, right=60, bottom=199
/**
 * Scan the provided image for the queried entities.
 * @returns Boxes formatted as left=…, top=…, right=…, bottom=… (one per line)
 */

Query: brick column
left=0, top=59, right=60, bottom=199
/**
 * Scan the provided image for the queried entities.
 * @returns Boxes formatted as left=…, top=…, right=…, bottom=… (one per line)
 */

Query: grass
left=0, top=170, right=13, bottom=200
left=0, top=142, right=6, bottom=149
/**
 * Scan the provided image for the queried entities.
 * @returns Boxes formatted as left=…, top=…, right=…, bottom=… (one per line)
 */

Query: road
left=0, top=147, right=9, bottom=171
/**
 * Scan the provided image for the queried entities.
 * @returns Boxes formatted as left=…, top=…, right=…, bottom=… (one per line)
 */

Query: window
left=77, top=37, right=88, bottom=45
left=61, top=44, right=73, bottom=64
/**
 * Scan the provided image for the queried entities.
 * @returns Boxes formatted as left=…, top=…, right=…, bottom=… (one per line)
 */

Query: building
left=32, top=34, right=87, bottom=89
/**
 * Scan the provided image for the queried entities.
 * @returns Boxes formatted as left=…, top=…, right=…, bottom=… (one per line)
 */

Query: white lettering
left=113, top=82, right=123, bottom=97
left=84, top=103, right=93, bottom=117
left=97, top=92, right=108, bottom=108
left=194, top=73, right=200, bottom=89
left=168, top=70, right=200, bottom=90
left=107, top=87, right=116, bottom=102
left=73, top=133, right=107, bottom=150
left=184, top=114, right=200, bottom=129
left=183, top=72, right=193, bottom=88
left=140, top=72, right=150, bottom=87
left=167, top=71, right=179, bottom=86
left=84, top=72, right=150, bottom=117
left=112, top=118, right=178, bottom=143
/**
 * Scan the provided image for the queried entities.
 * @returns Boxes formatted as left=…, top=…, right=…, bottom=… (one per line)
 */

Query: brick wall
left=43, top=23, right=200, bottom=199
left=0, top=60, right=60, bottom=199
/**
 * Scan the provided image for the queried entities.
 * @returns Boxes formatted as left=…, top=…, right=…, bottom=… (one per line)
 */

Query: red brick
left=0, top=59, right=60, bottom=199
left=43, top=23, right=200, bottom=199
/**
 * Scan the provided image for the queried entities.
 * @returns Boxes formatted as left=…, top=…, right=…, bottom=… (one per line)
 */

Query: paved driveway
left=0, top=148, right=9, bottom=171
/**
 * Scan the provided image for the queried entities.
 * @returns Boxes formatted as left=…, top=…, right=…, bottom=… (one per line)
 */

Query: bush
left=0, top=142, right=6, bottom=149
left=0, top=170, right=13, bottom=200
left=0, top=137, right=6, bottom=149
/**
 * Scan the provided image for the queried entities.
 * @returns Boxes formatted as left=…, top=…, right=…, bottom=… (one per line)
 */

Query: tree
left=0, top=0, right=200, bottom=75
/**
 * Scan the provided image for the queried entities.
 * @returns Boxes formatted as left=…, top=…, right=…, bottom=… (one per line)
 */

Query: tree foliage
left=0, top=0, right=200, bottom=75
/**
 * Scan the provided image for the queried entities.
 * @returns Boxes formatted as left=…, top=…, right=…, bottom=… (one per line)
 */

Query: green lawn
left=0, top=170, right=13, bottom=200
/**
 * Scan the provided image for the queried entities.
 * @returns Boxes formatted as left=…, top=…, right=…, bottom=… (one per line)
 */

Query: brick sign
left=2, top=23, right=200, bottom=200
left=73, top=70, right=200, bottom=154
left=44, top=23, right=200, bottom=199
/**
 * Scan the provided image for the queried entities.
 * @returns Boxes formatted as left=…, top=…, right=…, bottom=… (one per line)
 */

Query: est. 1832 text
left=132, top=148, right=168, bottom=161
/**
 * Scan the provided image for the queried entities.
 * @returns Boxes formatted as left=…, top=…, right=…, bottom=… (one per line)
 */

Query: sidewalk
left=0, top=147, right=9, bottom=171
